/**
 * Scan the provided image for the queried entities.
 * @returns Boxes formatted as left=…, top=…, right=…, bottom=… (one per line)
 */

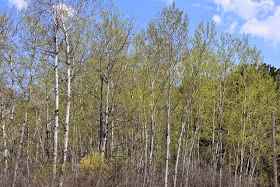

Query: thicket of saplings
left=0, top=1, right=280, bottom=186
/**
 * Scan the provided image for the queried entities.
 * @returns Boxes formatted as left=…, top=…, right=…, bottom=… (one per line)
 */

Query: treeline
left=0, top=1, right=280, bottom=186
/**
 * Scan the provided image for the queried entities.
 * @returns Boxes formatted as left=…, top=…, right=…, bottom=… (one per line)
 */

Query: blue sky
left=114, top=0, right=280, bottom=68
left=1, top=0, right=280, bottom=68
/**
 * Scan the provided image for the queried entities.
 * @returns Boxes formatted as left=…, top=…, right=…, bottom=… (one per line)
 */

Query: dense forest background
left=1, top=0, right=280, bottom=186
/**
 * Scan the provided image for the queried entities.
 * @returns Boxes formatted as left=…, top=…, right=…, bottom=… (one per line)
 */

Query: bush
left=80, top=152, right=108, bottom=173
left=78, top=152, right=108, bottom=186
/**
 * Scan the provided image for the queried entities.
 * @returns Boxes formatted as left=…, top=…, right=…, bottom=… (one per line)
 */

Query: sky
left=1, top=0, right=279, bottom=68
left=113, top=0, right=280, bottom=68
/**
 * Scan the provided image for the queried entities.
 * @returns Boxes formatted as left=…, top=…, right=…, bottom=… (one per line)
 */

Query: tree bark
left=165, top=79, right=171, bottom=187
left=100, top=49, right=111, bottom=158
left=100, top=76, right=110, bottom=157
left=143, top=107, right=148, bottom=187
left=12, top=110, right=28, bottom=187
left=9, top=55, right=16, bottom=167
left=60, top=28, right=72, bottom=186
left=174, top=98, right=192, bottom=187
left=45, top=83, right=50, bottom=161
left=272, top=108, right=278, bottom=187
left=53, top=19, right=60, bottom=186
left=1, top=104, right=8, bottom=175
left=99, top=75, right=104, bottom=152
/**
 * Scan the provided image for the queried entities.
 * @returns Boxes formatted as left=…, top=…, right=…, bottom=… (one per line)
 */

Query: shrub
left=80, top=152, right=108, bottom=173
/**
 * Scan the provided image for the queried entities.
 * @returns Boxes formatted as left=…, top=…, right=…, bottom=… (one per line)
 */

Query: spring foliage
left=0, top=1, right=280, bottom=187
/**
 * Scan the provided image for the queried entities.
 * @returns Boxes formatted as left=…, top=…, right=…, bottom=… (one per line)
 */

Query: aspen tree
left=91, top=5, right=132, bottom=157
left=144, top=3, right=188, bottom=186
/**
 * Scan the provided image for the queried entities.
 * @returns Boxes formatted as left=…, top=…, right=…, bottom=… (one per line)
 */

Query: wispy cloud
left=8, top=0, right=28, bottom=10
left=240, top=6, right=280, bottom=47
left=212, top=0, right=280, bottom=47
left=213, top=14, right=222, bottom=25
left=162, top=0, right=174, bottom=4
left=228, top=21, right=238, bottom=33
left=192, top=3, right=213, bottom=10
left=214, top=0, right=274, bottom=20
left=192, top=3, right=200, bottom=7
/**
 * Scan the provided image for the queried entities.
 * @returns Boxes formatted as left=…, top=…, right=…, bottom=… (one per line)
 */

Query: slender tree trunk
left=100, top=48, right=111, bottom=158
left=35, top=110, right=45, bottom=163
left=185, top=126, right=198, bottom=187
left=10, top=103, right=15, bottom=165
left=272, top=108, right=278, bottom=187
left=219, top=167, right=222, bottom=187
left=239, top=108, right=246, bottom=185
left=151, top=138, right=158, bottom=187
left=174, top=115, right=186, bottom=187
left=60, top=30, right=72, bottom=186
left=249, top=158, right=258, bottom=184
left=149, top=107, right=155, bottom=161
left=9, top=57, right=16, bottom=167
left=45, top=84, right=50, bottom=161
left=26, top=124, right=30, bottom=184
left=149, top=81, right=155, bottom=169
left=165, top=80, right=171, bottom=187
left=143, top=107, right=148, bottom=187
left=212, top=105, right=218, bottom=187
left=246, top=143, right=253, bottom=176
left=110, top=106, right=115, bottom=160
left=101, top=76, right=110, bottom=157
left=180, top=120, right=190, bottom=187
left=149, top=93, right=156, bottom=185
left=180, top=139, right=187, bottom=187
left=53, top=21, right=60, bottom=186
left=234, top=143, right=240, bottom=187
left=72, top=103, right=78, bottom=184
left=12, top=110, right=28, bottom=187
left=12, top=49, right=34, bottom=187
left=174, top=99, right=191, bottom=187
left=110, top=121, right=115, bottom=156
left=1, top=104, right=8, bottom=175
left=99, top=76, right=104, bottom=152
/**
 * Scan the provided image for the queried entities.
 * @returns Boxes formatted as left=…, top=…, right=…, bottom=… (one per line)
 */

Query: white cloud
left=213, top=0, right=274, bottom=20
left=214, top=0, right=231, bottom=8
left=213, top=0, right=280, bottom=47
left=8, top=0, right=28, bottom=10
left=192, top=3, right=200, bottom=7
left=213, top=14, right=222, bottom=25
left=241, top=6, right=280, bottom=47
left=162, top=0, right=174, bottom=4
left=228, top=21, right=238, bottom=33
left=204, top=5, right=214, bottom=10
left=192, top=3, right=213, bottom=10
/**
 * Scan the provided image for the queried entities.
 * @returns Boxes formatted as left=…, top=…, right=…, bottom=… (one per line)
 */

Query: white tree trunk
left=149, top=80, right=155, bottom=168
left=149, top=100, right=155, bottom=165
left=143, top=107, right=148, bottom=187
left=272, top=108, right=278, bottom=187
left=45, top=85, right=50, bottom=160
left=1, top=104, right=8, bottom=175
left=101, top=77, right=110, bottom=157
left=174, top=99, right=191, bottom=187
left=239, top=109, right=246, bottom=185
left=53, top=21, right=60, bottom=185
left=101, top=50, right=111, bottom=157
left=173, top=117, right=186, bottom=187
left=110, top=105, right=115, bottom=160
left=60, top=29, right=72, bottom=186
left=165, top=82, right=171, bottom=187
left=12, top=111, right=28, bottom=187
left=9, top=56, right=16, bottom=165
